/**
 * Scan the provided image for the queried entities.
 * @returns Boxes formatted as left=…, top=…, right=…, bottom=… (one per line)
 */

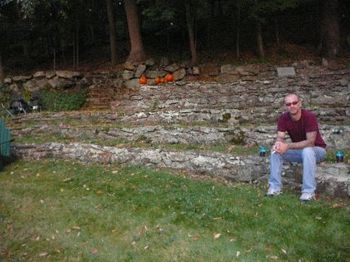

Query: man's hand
left=272, top=141, right=289, bottom=154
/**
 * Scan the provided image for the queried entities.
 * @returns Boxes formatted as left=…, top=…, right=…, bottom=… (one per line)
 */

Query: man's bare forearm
left=287, top=139, right=314, bottom=149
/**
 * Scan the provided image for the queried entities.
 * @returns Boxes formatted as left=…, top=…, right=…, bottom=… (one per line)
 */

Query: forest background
left=0, top=0, right=349, bottom=81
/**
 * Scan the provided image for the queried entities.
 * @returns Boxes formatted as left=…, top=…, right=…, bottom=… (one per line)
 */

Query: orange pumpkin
left=165, top=73, right=174, bottom=82
left=155, top=76, right=161, bottom=85
left=139, top=75, right=147, bottom=85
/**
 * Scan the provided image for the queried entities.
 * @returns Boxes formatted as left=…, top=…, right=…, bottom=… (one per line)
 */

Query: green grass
left=1, top=160, right=349, bottom=261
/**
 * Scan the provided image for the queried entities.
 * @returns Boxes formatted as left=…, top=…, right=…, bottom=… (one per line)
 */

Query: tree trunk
left=0, top=52, right=4, bottom=84
left=185, top=1, right=197, bottom=65
left=53, top=48, right=56, bottom=71
left=124, top=0, right=146, bottom=63
left=106, top=0, right=117, bottom=65
left=274, top=18, right=280, bottom=47
left=72, top=23, right=80, bottom=70
left=235, top=3, right=241, bottom=59
left=76, top=24, right=79, bottom=69
left=22, top=41, right=29, bottom=59
left=217, top=0, right=223, bottom=16
left=206, top=0, right=215, bottom=50
left=72, top=36, right=76, bottom=70
left=320, top=0, right=340, bottom=57
left=256, top=20, right=265, bottom=59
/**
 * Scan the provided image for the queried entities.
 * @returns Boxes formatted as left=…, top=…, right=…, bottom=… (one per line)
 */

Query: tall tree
left=320, top=0, right=340, bottom=57
left=0, top=0, right=15, bottom=81
left=185, top=0, right=197, bottom=65
left=235, top=1, right=241, bottom=58
left=0, top=52, right=4, bottom=83
left=124, top=0, right=146, bottom=62
left=249, top=0, right=300, bottom=58
left=252, top=0, right=265, bottom=58
left=106, top=0, right=117, bottom=65
left=255, top=18, right=265, bottom=58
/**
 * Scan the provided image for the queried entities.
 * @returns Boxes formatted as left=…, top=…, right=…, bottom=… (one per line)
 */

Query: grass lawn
left=0, top=159, right=349, bottom=261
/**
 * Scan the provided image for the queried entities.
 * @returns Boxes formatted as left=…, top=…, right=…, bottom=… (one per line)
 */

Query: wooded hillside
left=0, top=0, right=349, bottom=78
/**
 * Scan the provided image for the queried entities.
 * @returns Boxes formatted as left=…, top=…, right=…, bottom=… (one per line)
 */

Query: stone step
left=12, top=142, right=350, bottom=197
left=109, top=80, right=350, bottom=124
left=85, top=99, right=113, bottom=106
left=85, top=85, right=116, bottom=109
left=82, top=103, right=111, bottom=110
left=83, top=106, right=111, bottom=111
left=10, top=123, right=350, bottom=152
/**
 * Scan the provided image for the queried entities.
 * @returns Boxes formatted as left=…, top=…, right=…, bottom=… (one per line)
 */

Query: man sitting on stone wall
left=267, top=93, right=327, bottom=202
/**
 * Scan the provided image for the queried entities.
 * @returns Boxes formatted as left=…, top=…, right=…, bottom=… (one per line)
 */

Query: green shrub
left=40, top=89, right=87, bottom=111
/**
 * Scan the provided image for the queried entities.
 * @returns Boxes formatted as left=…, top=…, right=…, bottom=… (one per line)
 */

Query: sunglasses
left=285, top=101, right=299, bottom=107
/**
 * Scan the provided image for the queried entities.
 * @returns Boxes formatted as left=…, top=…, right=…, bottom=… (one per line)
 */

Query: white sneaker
left=266, top=188, right=282, bottom=197
left=300, top=192, right=315, bottom=202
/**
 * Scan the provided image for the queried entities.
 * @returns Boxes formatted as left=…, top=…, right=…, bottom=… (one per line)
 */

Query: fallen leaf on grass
left=236, top=251, right=240, bottom=257
left=156, top=224, right=164, bottom=232
left=191, top=235, right=200, bottom=240
left=332, top=203, right=342, bottom=208
left=213, top=233, right=221, bottom=239
left=39, top=252, right=48, bottom=257
left=281, top=248, right=287, bottom=254
left=139, top=225, right=149, bottom=235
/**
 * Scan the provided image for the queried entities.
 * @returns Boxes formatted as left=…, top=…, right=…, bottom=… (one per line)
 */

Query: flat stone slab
left=11, top=124, right=350, bottom=151
left=276, top=67, right=296, bottom=77
left=12, top=142, right=350, bottom=197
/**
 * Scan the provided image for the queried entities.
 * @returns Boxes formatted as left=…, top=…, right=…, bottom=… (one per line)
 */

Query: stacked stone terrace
left=5, top=61, right=350, bottom=197
left=111, top=64, right=349, bottom=125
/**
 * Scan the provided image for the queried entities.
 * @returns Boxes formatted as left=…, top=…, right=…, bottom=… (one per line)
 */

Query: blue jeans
left=269, top=147, right=326, bottom=193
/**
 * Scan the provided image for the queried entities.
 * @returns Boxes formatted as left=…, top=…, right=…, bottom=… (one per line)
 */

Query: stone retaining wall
left=12, top=142, right=350, bottom=197
left=112, top=73, right=350, bottom=124
left=13, top=123, right=350, bottom=151
left=3, top=63, right=350, bottom=125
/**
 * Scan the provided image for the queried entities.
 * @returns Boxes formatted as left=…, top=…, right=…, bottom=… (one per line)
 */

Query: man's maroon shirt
left=277, top=109, right=326, bottom=148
